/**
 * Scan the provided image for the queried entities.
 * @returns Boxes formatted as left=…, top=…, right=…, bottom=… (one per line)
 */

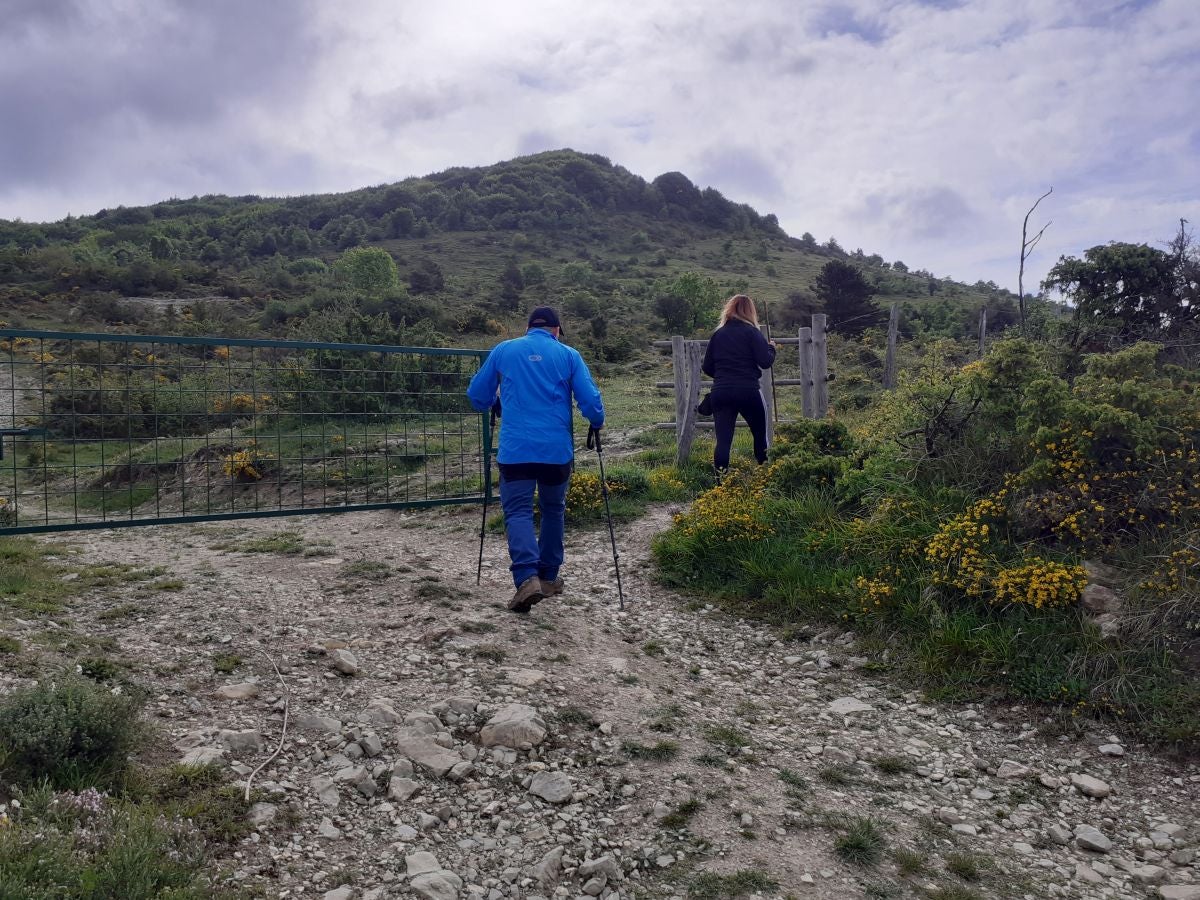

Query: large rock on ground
left=395, top=728, right=462, bottom=777
left=409, top=871, right=461, bottom=900
left=479, top=703, right=547, bottom=749
left=529, top=770, right=573, bottom=803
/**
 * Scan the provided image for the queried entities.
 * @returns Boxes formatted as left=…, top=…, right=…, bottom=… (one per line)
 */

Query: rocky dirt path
left=8, top=505, right=1199, bottom=900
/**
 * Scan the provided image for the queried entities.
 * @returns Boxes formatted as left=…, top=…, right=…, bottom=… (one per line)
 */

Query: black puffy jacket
left=701, top=319, right=776, bottom=389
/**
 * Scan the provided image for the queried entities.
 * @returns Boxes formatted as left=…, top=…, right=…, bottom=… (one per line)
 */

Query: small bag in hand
left=696, top=392, right=713, bottom=417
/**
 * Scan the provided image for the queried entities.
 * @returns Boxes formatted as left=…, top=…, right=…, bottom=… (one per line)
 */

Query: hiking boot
left=507, top=576, right=545, bottom=613
left=541, top=577, right=565, bottom=596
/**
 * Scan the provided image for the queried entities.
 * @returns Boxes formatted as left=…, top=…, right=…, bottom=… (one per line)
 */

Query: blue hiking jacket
left=467, top=329, right=605, bottom=465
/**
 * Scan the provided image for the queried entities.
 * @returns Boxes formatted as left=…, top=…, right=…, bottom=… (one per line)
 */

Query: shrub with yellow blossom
left=222, top=446, right=274, bottom=482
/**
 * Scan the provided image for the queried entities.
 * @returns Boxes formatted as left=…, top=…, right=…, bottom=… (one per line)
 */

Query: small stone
left=951, top=823, right=978, bottom=836
left=318, top=818, right=342, bottom=840
left=936, top=808, right=965, bottom=825
left=218, top=728, right=264, bottom=754
left=1038, top=773, right=1059, bottom=789
left=247, top=802, right=278, bottom=826
left=533, top=846, right=564, bottom=891
left=1070, top=773, right=1112, bottom=799
left=418, top=812, right=441, bottom=831
left=389, top=777, right=421, bottom=801
left=578, top=856, right=621, bottom=881
left=827, top=697, right=873, bottom=715
left=324, top=887, right=354, bottom=900
left=1132, top=865, right=1167, bottom=885
left=970, top=788, right=994, bottom=801
left=311, top=775, right=340, bottom=807
left=656, top=854, right=675, bottom=867
left=409, top=871, right=462, bottom=900
left=506, top=668, right=546, bottom=687
left=479, top=703, right=547, bottom=748
left=406, top=851, right=443, bottom=877
left=1047, top=824, right=1072, bottom=845
left=582, top=876, right=607, bottom=896
left=214, top=683, right=259, bottom=701
left=1074, top=825, right=1113, bottom=853
left=529, top=771, right=573, bottom=804
left=359, top=700, right=403, bottom=725
left=1159, top=888, right=1200, bottom=900
left=1098, top=743, right=1125, bottom=757
left=996, top=760, right=1030, bottom=779
left=329, top=649, right=360, bottom=675
left=180, top=746, right=225, bottom=767
left=1075, top=863, right=1104, bottom=885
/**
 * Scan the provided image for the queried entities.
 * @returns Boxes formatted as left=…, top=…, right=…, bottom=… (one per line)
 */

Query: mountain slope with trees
left=0, top=150, right=1020, bottom=352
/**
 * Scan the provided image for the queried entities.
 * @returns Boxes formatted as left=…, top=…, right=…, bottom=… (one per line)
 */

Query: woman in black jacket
left=701, top=294, right=776, bottom=473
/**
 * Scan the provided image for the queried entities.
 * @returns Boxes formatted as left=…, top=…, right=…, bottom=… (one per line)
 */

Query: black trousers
left=711, top=385, right=768, bottom=469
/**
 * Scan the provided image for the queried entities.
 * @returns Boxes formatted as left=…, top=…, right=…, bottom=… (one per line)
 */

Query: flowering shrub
left=210, top=392, right=271, bottom=416
left=671, top=464, right=774, bottom=545
left=993, top=559, right=1087, bottom=609
left=222, top=446, right=274, bottom=482
left=566, top=472, right=623, bottom=518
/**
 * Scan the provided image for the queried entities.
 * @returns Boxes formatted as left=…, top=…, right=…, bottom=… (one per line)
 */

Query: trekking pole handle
left=586, top=425, right=602, bottom=453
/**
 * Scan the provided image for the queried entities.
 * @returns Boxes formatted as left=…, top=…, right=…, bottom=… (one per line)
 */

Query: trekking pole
left=763, top=300, right=779, bottom=424
left=586, top=425, right=625, bottom=610
left=476, top=403, right=499, bottom=585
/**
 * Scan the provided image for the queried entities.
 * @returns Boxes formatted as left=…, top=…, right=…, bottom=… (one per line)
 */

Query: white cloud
left=1, top=0, right=1197, bottom=291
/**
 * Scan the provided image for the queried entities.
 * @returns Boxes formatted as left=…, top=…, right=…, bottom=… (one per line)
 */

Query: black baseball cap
left=527, top=306, right=562, bottom=333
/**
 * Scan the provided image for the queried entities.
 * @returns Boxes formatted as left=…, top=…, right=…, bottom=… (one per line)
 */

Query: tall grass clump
left=653, top=339, right=1200, bottom=748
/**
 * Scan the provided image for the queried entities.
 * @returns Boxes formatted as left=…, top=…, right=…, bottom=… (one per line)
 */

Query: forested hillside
left=0, top=149, right=1018, bottom=354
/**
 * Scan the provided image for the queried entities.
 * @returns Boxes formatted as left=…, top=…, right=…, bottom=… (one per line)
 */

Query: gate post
left=812, top=313, right=829, bottom=419
left=798, top=326, right=814, bottom=419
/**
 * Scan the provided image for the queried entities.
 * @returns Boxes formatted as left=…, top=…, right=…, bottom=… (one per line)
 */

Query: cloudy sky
left=2, top=0, right=1197, bottom=289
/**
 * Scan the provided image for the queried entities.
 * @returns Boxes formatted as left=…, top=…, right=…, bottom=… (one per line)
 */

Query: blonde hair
left=719, top=294, right=759, bottom=327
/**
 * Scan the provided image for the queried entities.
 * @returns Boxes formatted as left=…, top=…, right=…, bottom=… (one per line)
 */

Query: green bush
left=0, top=675, right=142, bottom=789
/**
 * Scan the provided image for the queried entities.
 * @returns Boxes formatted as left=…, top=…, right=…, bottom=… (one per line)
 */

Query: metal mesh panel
left=0, top=329, right=490, bottom=534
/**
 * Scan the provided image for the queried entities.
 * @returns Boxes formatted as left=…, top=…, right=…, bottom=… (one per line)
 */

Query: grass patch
left=778, top=767, right=808, bottom=796
left=659, top=798, right=703, bottom=829
left=0, top=635, right=21, bottom=654
left=702, top=724, right=751, bottom=753
left=928, top=887, right=983, bottom=900
left=460, top=620, right=498, bottom=634
left=0, top=784, right=234, bottom=899
left=892, top=847, right=928, bottom=875
left=0, top=536, right=71, bottom=613
left=472, top=645, right=506, bottom=664
left=945, top=850, right=989, bottom=882
left=236, top=531, right=306, bottom=554
left=142, top=763, right=254, bottom=844
left=643, top=639, right=665, bottom=656
left=620, top=739, right=679, bottom=761
left=339, top=559, right=392, bottom=581
left=833, top=816, right=886, bottom=865
left=97, top=602, right=144, bottom=621
left=688, top=868, right=778, bottom=899
left=818, top=763, right=856, bottom=786
left=873, top=755, right=916, bottom=776
left=212, top=653, right=242, bottom=675
left=554, top=705, right=598, bottom=728
left=694, top=752, right=727, bottom=768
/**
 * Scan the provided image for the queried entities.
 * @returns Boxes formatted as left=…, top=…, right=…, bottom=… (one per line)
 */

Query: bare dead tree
left=1019, top=187, right=1053, bottom=330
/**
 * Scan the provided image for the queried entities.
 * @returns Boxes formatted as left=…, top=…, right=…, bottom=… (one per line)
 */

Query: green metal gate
left=0, top=329, right=491, bottom=535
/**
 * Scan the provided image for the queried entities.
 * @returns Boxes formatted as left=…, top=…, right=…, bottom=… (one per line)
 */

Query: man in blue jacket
left=467, top=307, right=605, bottom=613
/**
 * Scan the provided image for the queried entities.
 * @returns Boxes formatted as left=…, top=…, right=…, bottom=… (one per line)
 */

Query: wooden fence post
left=677, top=340, right=704, bottom=466
left=759, top=326, right=775, bottom=446
left=978, top=307, right=988, bottom=358
left=798, top=326, right=814, bottom=419
left=812, top=313, right=829, bottom=418
left=671, top=336, right=687, bottom=465
left=883, top=303, right=899, bottom=390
